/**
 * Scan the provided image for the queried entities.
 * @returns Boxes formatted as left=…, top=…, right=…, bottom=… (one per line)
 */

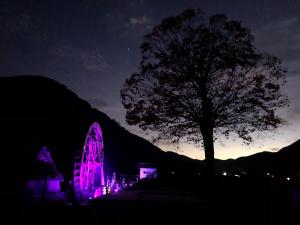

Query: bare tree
left=121, top=9, right=288, bottom=177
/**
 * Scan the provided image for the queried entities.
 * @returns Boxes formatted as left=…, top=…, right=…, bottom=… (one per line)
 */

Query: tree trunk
left=202, top=129, right=215, bottom=179
left=199, top=81, right=215, bottom=179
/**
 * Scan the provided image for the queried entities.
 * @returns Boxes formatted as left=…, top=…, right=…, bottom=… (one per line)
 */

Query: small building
left=26, top=146, right=65, bottom=201
left=138, top=163, right=158, bottom=180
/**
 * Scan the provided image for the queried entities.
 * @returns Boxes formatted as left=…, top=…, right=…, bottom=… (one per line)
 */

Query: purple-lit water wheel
left=74, top=122, right=105, bottom=202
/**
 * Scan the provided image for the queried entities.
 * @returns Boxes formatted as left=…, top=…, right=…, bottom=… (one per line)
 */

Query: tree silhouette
left=121, top=9, right=288, bottom=177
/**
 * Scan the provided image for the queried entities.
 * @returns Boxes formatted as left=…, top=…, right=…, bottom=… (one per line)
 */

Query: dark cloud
left=87, top=97, right=108, bottom=109
left=253, top=16, right=300, bottom=78
left=53, top=46, right=109, bottom=73
left=287, top=66, right=300, bottom=77
left=129, top=16, right=151, bottom=25
left=254, top=17, right=300, bottom=52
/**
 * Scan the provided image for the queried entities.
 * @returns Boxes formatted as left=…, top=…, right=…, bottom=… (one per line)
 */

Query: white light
left=266, top=172, right=270, bottom=176
left=286, top=177, right=290, bottom=181
left=234, top=174, right=240, bottom=178
left=222, top=172, right=227, bottom=176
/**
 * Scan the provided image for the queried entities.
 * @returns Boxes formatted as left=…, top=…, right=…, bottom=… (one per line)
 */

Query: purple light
left=37, top=146, right=54, bottom=164
left=47, top=179, right=61, bottom=192
left=140, top=168, right=157, bottom=179
left=74, top=122, right=105, bottom=201
left=27, top=178, right=61, bottom=198
left=93, top=187, right=107, bottom=198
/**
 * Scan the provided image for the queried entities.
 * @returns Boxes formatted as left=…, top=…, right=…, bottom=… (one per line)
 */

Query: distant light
left=286, top=177, right=290, bottom=181
left=94, top=187, right=107, bottom=198
left=114, top=188, right=119, bottom=192
left=241, top=171, right=247, bottom=175
left=222, top=172, right=227, bottom=176
left=171, top=171, right=175, bottom=175
left=266, top=172, right=270, bottom=176
left=234, top=174, right=240, bottom=178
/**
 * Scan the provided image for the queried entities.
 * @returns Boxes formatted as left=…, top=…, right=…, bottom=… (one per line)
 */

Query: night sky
left=1, top=0, right=300, bottom=160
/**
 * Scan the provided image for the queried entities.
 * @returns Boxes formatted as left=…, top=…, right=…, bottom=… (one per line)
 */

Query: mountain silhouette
left=216, top=139, right=300, bottom=176
left=0, top=75, right=298, bottom=189
left=0, top=75, right=203, bottom=187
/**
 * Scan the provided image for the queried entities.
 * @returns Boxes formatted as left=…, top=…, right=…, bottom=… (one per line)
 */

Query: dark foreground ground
left=2, top=177, right=300, bottom=225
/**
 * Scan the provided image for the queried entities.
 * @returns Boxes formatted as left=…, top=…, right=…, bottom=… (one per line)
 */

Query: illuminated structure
left=26, top=146, right=64, bottom=200
left=138, top=163, right=157, bottom=180
left=26, top=122, right=106, bottom=203
left=74, top=122, right=105, bottom=200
